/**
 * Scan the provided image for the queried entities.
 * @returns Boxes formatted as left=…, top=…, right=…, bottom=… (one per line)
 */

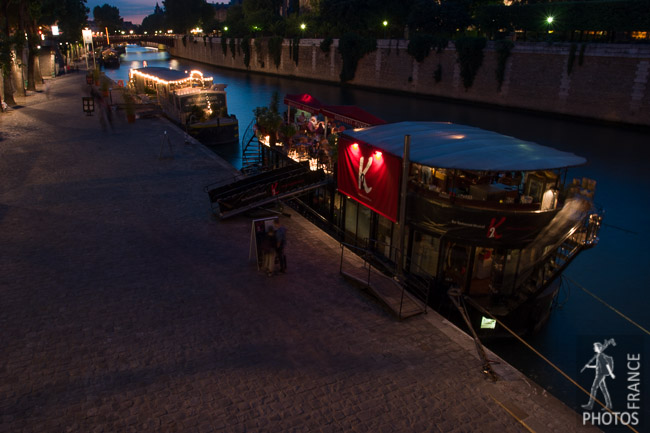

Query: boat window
left=357, top=205, right=372, bottom=245
left=442, top=241, right=471, bottom=290
left=514, top=247, right=537, bottom=288
left=375, top=214, right=393, bottom=258
left=468, top=248, right=519, bottom=296
left=333, top=193, right=344, bottom=228
left=410, top=230, right=440, bottom=277
left=524, top=171, right=558, bottom=204
left=492, top=249, right=519, bottom=295
left=393, top=224, right=409, bottom=267
left=410, top=163, right=448, bottom=193
left=344, top=198, right=358, bottom=245
left=469, top=247, right=493, bottom=295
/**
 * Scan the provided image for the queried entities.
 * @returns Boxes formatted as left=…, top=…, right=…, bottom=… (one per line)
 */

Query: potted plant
left=253, top=92, right=283, bottom=147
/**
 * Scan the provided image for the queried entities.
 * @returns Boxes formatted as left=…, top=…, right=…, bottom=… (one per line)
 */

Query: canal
left=106, top=46, right=649, bottom=429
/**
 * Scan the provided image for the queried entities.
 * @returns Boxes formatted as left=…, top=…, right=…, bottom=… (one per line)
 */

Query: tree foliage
left=163, top=0, right=210, bottom=34
left=93, top=4, right=123, bottom=34
left=141, top=3, right=166, bottom=34
left=338, top=32, right=377, bottom=82
left=242, top=0, right=282, bottom=35
left=1, top=0, right=87, bottom=105
left=455, top=36, right=487, bottom=89
left=474, top=0, right=650, bottom=37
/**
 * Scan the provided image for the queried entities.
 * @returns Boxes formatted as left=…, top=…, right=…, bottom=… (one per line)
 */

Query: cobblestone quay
left=0, top=73, right=600, bottom=432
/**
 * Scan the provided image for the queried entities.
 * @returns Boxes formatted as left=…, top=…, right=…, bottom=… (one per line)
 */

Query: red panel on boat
left=337, top=136, right=401, bottom=223
left=283, top=93, right=323, bottom=113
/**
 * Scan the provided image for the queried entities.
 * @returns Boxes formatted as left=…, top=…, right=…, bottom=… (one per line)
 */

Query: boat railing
left=338, top=240, right=429, bottom=320
left=513, top=206, right=602, bottom=295
left=241, top=118, right=257, bottom=150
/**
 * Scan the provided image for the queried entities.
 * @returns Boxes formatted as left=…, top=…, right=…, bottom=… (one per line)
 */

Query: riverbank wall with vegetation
left=155, top=36, right=650, bottom=127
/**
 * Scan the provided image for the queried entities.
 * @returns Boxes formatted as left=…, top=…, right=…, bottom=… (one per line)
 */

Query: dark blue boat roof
left=342, top=121, right=586, bottom=171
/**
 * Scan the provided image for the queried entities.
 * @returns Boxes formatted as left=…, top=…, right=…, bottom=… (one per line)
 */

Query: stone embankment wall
left=150, top=37, right=650, bottom=127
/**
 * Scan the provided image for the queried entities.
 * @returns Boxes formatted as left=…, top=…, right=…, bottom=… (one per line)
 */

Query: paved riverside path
left=0, top=73, right=600, bottom=433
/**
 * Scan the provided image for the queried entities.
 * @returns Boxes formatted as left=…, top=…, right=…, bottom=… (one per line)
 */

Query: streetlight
left=382, top=20, right=388, bottom=39
left=546, top=15, right=554, bottom=35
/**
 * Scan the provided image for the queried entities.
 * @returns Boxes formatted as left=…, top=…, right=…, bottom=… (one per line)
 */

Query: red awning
left=283, top=93, right=323, bottom=113
left=320, top=105, right=387, bottom=128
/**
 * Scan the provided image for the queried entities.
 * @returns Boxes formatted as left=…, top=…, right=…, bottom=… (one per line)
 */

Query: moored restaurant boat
left=129, top=67, right=238, bottom=145
left=335, top=121, right=602, bottom=335
left=101, top=48, right=120, bottom=68
left=236, top=94, right=602, bottom=335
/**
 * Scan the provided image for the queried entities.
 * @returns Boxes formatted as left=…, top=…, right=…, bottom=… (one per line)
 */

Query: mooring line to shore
left=601, top=222, right=638, bottom=235
left=488, top=394, right=535, bottom=433
left=564, top=275, right=650, bottom=336
left=466, top=298, right=639, bottom=433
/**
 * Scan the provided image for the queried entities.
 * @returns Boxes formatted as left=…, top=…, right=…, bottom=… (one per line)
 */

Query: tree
left=163, top=0, right=207, bottom=33
left=242, top=0, right=282, bottom=35
left=93, top=4, right=123, bottom=34
left=141, top=3, right=166, bottom=34
left=319, top=0, right=414, bottom=38
left=223, top=4, right=247, bottom=37
left=0, top=0, right=87, bottom=106
left=40, top=0, right=89, bottom=43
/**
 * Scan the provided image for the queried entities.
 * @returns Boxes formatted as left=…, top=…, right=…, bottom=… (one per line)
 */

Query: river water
left=106, top=46, right=649, bottom=430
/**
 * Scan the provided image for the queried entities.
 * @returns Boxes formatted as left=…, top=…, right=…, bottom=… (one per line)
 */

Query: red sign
left=337, top=137, right=401, bottom=222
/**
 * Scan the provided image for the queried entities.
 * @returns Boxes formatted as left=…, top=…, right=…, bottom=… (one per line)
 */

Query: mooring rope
left=564, top=275, right=650, bottom=336
left=464, top=298, right=639, bottom=433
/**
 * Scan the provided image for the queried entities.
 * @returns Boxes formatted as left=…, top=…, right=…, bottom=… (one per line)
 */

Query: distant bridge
left=93, top=34, right=175, bottom=48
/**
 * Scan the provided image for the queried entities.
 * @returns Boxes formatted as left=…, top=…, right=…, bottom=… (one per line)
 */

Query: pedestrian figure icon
left=581, top=338, right=616, bottom=410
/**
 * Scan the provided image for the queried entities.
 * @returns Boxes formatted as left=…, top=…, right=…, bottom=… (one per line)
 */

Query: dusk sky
left=86, top=0, right=229, bottom=25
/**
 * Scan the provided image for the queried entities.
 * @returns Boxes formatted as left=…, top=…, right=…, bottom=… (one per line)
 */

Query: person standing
left=274, top=219, right=287, bottom=273
left=261, top=226, right=276, bottom=277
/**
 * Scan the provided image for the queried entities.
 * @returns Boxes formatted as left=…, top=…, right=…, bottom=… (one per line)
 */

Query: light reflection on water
left=107, top=45, right=649, bottom=427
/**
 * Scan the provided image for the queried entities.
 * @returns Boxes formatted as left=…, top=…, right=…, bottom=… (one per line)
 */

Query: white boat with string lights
left=129, top=67, right=238, bottom=145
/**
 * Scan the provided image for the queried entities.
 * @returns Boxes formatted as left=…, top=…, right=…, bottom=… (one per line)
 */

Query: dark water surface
left=107, top=46, right=650, bottom=430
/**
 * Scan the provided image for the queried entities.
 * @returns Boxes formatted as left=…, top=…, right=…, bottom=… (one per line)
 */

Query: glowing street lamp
left=382, top=20, right=388, bottom=39
left=546, top=15, right=554, bottom=34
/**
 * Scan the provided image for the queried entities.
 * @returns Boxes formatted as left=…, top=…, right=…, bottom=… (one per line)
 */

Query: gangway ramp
left=205, top=164, right=330, bottom=219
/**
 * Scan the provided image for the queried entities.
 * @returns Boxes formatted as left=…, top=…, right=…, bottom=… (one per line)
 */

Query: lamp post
left=300, top=23, right=306, bottom=38
left=546, top=16, right=554, bottom=33
left=383, top=20, right=388, bottom=39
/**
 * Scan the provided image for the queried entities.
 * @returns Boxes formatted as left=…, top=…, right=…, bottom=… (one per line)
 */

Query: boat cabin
left=129, top=67, right=229, bottom=125
left=326, top=121, right=601, bottom=331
